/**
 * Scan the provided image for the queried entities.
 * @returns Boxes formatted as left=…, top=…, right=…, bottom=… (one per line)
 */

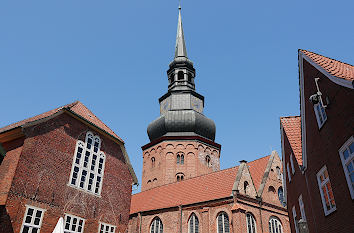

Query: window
left=314, top=102, right=327, bottom=128
left=276, top=166, right=281, bottom=180
left=178, top=71, right=184, bottom=80
left=151, top=157, right=155, bottom=168
left=177, top=153, right=184, bottom=165
left=244, top=181, right=249, bottom=195
left=292, top=206, right=299, bottom=233
left=217, top=212, right=230, bottom=233
left=269, top=217, right=282, bottom=233
left=150, top=217, right=163, bottom=233
left=205, top=155, right=211, bottom=167
left=188, top=73, right=193, bottom=83
left=246, top=213, right=256, bottom=233
left=176, top=173, right=184, bottom=182
left=316, top=165, right=336, bottom=215
left=290, top=154, right=295, bottom=175
left=64, top=214, right=85, bottom=233
left=339, top=136, right=354, bottom=199
left=169, top=74, right=174, bottom=83
left=188, top=213, right=199, bottom=233
left=298, top=195, right=306, bottom=221
left=278, top=187, right=286, bottom=207
left=99, top=222, right=116, bottom=233
left=20, top=205, right=45, bottom=233
left=287, top=163, right=291, bottom=182
left=69, top=132, right=106, bottom=195
left=268, top=186, right=275, bottom=193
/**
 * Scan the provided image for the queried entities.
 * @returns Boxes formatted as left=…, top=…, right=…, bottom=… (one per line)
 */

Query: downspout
left=139, top=212, right=142, bottom=233
left=180, top=205, right=183, bottom=233
left=258, top=198, right=264, bottom=233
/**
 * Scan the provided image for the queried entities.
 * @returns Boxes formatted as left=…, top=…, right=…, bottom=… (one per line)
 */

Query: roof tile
left=280, top=116, right=302, bottom=165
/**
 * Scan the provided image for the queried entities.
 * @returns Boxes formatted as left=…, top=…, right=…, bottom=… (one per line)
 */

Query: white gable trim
left=280, top=124, right=287, bottom=204
left=299, top=53, right=308, bottom=171
left=300, top=51, right=354, bottom=89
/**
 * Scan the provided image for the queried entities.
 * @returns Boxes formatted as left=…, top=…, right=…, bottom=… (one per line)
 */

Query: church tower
left=141, top=6, right=221, bottom=191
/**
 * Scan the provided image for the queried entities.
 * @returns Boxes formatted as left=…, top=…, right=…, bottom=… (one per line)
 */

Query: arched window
left=176, top=173, right=185, bottom=182
left=269, top=217, right=283, bottom=233
left=70, top=131, right=105, bottom=195
left=244, top=181, right=249, bottom=195
left=188, top=73, right=193, bottom=82
left=246, top=213, right=257, bottom=233
left=150, top=217, right=163, bottom=233
left=177, top=153, right=184, bottom=165
left=205, top=155, right=211, bottom=167
left=147, top=180, right=151, bottom=184
left=217, top=212, right=230, bottom=233
left=268, top=186, right=276, bottom=193
left=169, top=74, right=174, bottom=83
left=153, top=178, right=157, bottom=182
left=278, top=187, right=286, bottom=207
left=178, top=71, right=184, bottom=80
left=276, top=166, right=281, bottom=180
left=188, top=213, right=199, bottom=233
left=151, top=157, right=155, bottom=168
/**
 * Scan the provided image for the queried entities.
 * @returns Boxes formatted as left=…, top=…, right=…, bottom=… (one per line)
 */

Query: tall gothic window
left=188, top=213, right=199, bottom=233
left=217, top=212, right=230, bottom=233
left=205, top=155, right=211, bottom=167
left=177, top=153, right=184, bottom=165
left=178, top=71, right=184, bottom=80
left=69, top=131, right=106, bottom=195
left=269, top=216, right=282, bottom=233
left=150, top=217, right=163, bottom=233
left=151, top=157, right=156, bottom=168
left=246, top=213, right=257, bottom=233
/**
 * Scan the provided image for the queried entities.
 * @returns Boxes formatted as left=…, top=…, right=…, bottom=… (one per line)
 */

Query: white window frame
left=20, top=205, right=45, bottom=233
left=313, top=102, right=327, bottom=129
left=217, top=212, right=230, bottom=233
left=188, top=213, right=199, bottom=233
left=68, top=131, right=106, bottom=196
left=292, top=206, right=299, bottom=233
left=268, top=217, right=283, bottom=233
left=298, top=195, right=306, bottom=221
left=246, top=213, right=257, bottom=233
left=98, top=222, right=116, bottom=233
left=150, top=217, right=163, bottom=233
left=64, top=214, right=85, bottom=233
left=338, top=136, right=354, bottom=199
left=290, top=154, right=295, bottom=175
left=316, top=165, right=336, bottom=216
left=287, top=163, right=291, bottom=182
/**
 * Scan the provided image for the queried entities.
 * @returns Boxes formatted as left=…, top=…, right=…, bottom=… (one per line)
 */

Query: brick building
left=128, top=7, right=290, bottom=233
left=280, top=50, right=354, bottom=233
left=0, top=101, right=138, bottom=233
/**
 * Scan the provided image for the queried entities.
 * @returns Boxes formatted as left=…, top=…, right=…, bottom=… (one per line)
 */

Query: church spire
left=175, top=5, right=188, bottom=58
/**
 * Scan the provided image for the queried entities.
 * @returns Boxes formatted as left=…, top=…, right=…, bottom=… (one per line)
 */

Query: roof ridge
left=133, top=154, right=271, bottom=196
left=299, top=49, right=354, bottom=67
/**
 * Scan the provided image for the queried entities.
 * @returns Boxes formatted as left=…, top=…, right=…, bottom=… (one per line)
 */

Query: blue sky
left=1, top=0, right=353, bottom=193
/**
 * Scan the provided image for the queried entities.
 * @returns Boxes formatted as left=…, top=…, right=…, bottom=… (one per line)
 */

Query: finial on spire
left=174, top=4, right=188, bottom=58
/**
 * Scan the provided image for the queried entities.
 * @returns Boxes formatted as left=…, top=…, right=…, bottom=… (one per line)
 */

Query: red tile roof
left=300, top=50, right=354, bottom=81
left=0, top=101, right=124, bottom=142
left=248, top=155, right=271, bottom=190
left=280, top=116, right=302, bottom=165
left=130, top=155, right=270, bottom=214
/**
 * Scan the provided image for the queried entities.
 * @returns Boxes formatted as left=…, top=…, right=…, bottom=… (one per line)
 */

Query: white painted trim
left=290, top=154, right=295, bottom=175
left=287, top=163, right=291, bottom=183
left=299, top=53, right=308, bottom=171
left=246, top=212, right=257, bottom=233
left=280, top=125, right=287, bottom=204
left=64, top=213, right=85, bottom=233
left=300, top=51, right=354, bottom=89
left=338, top=136, right=354, bottom=199
left=20, top=205, right=46, bottom=233
left=292, top=206, right=299, bottom=233
left=98, top=222, right=116, bottom=233
left=316, top=165, right=336, bottom=216
left=298, top=194, right=306, bottom=221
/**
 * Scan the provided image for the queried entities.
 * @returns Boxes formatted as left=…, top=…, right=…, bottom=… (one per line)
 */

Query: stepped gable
left=300, top=49, right=354, bottom=81
left=280, top=116, right=302, bottom=165
left=130, top=155, right=270, bottom=214
left=0, top=101, right=124, bottom=143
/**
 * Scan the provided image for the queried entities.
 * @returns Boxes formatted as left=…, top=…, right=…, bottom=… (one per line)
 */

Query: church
left=128, top=7, right=290, bottom=233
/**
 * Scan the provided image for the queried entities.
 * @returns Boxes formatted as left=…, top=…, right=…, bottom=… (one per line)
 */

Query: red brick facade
left=281, top=50, right=354, bottom=233
left=141, top=138, right=221, bottom=191
left=129, top=152, right=291, bottom=233
left=0, top=102, right=137, bottom=233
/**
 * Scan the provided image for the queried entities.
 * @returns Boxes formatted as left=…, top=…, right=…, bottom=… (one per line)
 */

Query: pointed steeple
left=175, top=5, right=188, bottom=58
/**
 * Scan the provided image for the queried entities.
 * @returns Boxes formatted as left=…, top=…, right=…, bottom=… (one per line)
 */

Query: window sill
left=67, top=183, right=102, bottom=198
